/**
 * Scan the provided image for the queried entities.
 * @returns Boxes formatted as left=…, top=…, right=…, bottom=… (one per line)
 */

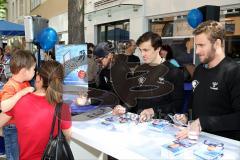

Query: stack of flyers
left=162, top=138, right=196, bottom=156
left=194, top=140, right=224, bottom=160
left=162, top=141, right=185, bottom=156
left=149, top=119, right=180, bottom=135
left=173, top=139, right=196, bottom=148
left=149, top=119, right=170, bottom=130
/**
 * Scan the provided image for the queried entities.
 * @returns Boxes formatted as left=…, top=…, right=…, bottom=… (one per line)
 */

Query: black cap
left=94, top=42, right=114, bottom=58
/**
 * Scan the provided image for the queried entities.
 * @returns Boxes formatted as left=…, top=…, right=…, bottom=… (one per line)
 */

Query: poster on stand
left=55, top=44, right=88, bottom=87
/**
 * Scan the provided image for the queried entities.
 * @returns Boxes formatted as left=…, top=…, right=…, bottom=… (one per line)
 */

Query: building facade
left=85, top=0, right=240, bottom=41
left=29, top=0, right=68, bottom=43
left=7, top=0, right=31, bottom=24
left=6, top=0, right=240, bottom=61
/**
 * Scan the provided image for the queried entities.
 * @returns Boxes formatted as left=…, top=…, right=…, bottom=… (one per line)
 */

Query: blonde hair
left=38, top=61, right=64, bottom=105
left=193, top=20, right=225, bottom=45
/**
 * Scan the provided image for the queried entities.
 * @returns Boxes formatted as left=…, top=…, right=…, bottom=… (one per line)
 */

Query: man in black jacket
left=113, top=32, right=184, bottom=122
left=94, top=41, right=128, bottom=92
left=176, top=20, right=240, bottom=141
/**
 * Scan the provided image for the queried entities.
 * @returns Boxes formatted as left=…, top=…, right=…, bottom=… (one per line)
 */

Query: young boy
left=0, top=50, right=36, bottom=160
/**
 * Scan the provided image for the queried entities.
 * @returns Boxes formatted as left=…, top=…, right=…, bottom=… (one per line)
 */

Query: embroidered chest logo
left=157, top=77, right=165, bottom=84
left=192, top=80, right=199, bottom=92
left=210, top=82, right=218, bottom=90
left=104, top=76, right=108, bottom=82
left=138, top=76, right=146, bottom=86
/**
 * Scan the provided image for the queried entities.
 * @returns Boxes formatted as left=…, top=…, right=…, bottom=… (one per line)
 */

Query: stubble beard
left=202, top=45, right=216, bottom=65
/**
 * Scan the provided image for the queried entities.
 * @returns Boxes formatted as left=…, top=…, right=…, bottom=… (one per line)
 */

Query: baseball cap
left=94, top=42, right=114, bottom=58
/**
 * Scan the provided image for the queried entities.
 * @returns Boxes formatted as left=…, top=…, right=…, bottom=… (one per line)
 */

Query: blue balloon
left=37, top=27, right=58, bottom=51
left=187, top=9, right=203, bottom=28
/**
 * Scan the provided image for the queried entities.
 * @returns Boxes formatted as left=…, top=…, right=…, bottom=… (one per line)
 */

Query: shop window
left=149, top=16, right=193, bottom=37
left=97, top=20, right=129, bottom=53
left=223, top=11, right=240, bottom=62
left=150, top=11, right=240, bottom=63
left=162, top=37, right=197, bottom=66
left=150, top=16, right=197, bottom=66
left=31, top=0, right=41, bottom=10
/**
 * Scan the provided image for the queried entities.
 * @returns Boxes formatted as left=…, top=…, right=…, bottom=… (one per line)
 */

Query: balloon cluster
left=187, top=9, right=203, bottom=28
left=37, top=27, right=58, bottom=51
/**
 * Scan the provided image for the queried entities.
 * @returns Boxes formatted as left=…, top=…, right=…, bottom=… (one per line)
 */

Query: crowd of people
left=0, top=20, right=239, bottom=160
left=92, top=20, right=240, bottom=141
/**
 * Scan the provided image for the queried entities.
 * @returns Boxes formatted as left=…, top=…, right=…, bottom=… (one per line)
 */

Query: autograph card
left=162, top=142, right=185, bottom=156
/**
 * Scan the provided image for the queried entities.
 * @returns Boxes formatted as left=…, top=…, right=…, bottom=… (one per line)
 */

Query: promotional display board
left=55, top=44, right=88, bottom=86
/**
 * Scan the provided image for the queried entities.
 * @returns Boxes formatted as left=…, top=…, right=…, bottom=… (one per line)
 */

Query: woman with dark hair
left=0, top=61, right=72, bottom=160
left=160, top=44, right=180, bottom=67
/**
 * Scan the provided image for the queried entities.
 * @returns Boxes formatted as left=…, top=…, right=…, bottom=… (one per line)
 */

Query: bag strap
left=49, top=102, right=62, bottom=139
left=56, top=103, right=63, bottom=136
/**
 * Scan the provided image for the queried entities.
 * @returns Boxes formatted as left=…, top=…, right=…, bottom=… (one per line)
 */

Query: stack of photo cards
left=162, top=142, right=185, bottom=156
left=148, top=119, right=180, bottom=136
left=161, top=139, right=196, bottom=156
left=102, top=113, right=139, bottom=124
left=194, top=141, right=224, bottom=160
left=173, top=139, right=196, bottom=148
left=99, top=113, right=140, bottom=131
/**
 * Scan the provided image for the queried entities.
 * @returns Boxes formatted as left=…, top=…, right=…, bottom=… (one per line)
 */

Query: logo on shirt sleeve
left=192, top=80, right=199, bottom=92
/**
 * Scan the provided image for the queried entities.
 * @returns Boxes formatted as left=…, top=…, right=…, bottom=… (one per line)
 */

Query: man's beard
left=202, top=45, right=216, bottom=65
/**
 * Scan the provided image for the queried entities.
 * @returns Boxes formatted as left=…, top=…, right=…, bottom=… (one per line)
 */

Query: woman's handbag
left=42, top=103, right=74, bottom=160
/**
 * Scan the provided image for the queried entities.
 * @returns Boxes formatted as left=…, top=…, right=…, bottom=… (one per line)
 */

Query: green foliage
left=0, top=0, right=7, bottom=19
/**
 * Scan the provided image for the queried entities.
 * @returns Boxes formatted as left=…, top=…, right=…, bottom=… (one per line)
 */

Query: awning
left=0, top=20, right=25, bottom=36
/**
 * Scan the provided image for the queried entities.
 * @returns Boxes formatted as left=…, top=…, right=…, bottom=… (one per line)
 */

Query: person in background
left=160, top=45, right=195, bottom=82
left=113, top=32, right=184, bottom=122
left=177, top=38, right=194, bottom=65
left=0, top=50, right=36, bottom=160
left=0, top=47, right=4, bottom=62
left=160, top=44, right=180, bottom=68
left=3, top=46, right=12, bottom=64
left=11, top=40, right=22, bottom=53
left=45, top=50, right=55, bottom=61
left=87, top=43, right=99, bottom=88
left=124, top=39, right=140, bottom=70
left=0, top=61, right=72, bottom=160
left=2, top=46, right=12, bottom=79
left=94, top=41, right=123, bottom=92
left=0, top=47, right=4, bottom=79
left=176, top=20, right=240, bottom=141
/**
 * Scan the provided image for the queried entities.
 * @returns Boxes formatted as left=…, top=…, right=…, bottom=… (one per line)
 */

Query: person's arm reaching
left=1, top=87, right=34, bottom=112
left=112, top=105, right=126, bottom=115
left=139, top=108, right=154, bottom=122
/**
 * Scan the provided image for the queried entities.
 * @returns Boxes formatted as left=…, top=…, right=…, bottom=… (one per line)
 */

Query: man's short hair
left=193, top=20, right=225, bottom=44
left=10, top=50, right=36, bottom=74
left=136, top=32, right=162, bottom=50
